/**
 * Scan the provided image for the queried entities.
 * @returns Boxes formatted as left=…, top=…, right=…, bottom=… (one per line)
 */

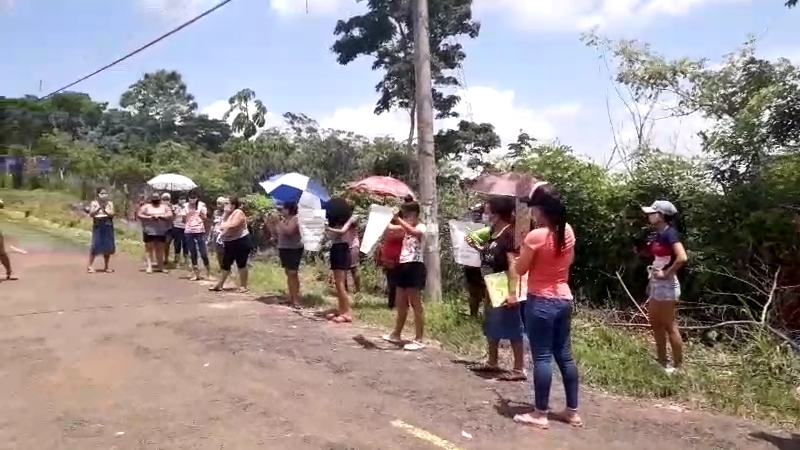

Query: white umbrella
left=147, top=173, right=197, bottom=191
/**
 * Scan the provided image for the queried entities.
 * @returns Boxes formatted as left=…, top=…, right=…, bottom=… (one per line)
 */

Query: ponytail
left=553, top=203, right=567, bottom=255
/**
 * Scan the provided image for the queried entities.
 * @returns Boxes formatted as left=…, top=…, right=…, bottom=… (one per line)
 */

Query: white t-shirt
left=398, top=223, right=427, bottom=264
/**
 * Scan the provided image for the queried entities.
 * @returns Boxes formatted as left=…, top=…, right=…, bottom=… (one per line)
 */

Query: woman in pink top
left=184, top=189, right=211, bottom=280
left=513, top=182, right=581, bottom=429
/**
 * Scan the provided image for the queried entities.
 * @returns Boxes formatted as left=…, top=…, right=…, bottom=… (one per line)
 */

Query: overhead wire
left=42, top=0, right=236, bottom=99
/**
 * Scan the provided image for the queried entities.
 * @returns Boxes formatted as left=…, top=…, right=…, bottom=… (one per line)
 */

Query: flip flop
left=381, top=334, right=403, bottom=345
left=513, top=413, right=549, bottom=430
left=208, top=286, right=223, bottom=292
left=552, top=410, right=583, bottom=428
left=331, top=315, right=352, bottom=324
left=498, top=370, right=527, bottom=382
left=102, top=269, right=115, bottom=273
left=326, top=312, right=339, bottom=320
left=468, top=363, right=504, bottom=373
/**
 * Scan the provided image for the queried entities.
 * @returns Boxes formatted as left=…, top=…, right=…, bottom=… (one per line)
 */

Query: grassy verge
left=2, top=188, right=798, bottom=427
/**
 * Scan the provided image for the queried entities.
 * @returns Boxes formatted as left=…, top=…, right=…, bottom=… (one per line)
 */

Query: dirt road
left=0, top=225, right=796, bottom=450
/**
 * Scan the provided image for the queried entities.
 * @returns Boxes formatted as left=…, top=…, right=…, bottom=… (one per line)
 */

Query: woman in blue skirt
left=87, top=187, right=116, bottom=273
left=465, top=195, right=526, bottom=381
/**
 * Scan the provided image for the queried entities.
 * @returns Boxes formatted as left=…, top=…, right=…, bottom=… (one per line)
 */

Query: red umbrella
left=469, top=172, right=540, bottom=197
left=348, top=176, right=414, bottom=199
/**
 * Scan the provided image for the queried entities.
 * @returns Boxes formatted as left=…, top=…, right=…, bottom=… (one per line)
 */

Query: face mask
left=151, top=200, right=160, bottom=205
left=178, top=200, right=186, bottom=206
left=98, top=193, right=108, bottom=200
left=189, top=198, right=198, bottom=204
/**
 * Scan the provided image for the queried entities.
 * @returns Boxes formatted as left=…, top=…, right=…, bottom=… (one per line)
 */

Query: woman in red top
left=379, top=215, right=405, bottom=309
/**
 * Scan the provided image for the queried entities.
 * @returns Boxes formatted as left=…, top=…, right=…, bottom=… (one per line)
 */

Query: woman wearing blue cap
left=642, top=200, right=687, bottom=374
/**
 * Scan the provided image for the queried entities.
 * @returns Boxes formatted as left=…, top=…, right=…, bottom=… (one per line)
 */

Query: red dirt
left=0, top=249, right=796, bottom=449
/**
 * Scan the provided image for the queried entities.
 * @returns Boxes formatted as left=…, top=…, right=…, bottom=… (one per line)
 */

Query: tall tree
left=119, top=70, right=198, bottom=121
left=331, top=0, right=480, bottom=151
left=223, top=89, right=267, bottom=140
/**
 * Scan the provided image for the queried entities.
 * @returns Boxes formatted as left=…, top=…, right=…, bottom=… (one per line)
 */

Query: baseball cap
left=642, top=200, right=678, bottom=216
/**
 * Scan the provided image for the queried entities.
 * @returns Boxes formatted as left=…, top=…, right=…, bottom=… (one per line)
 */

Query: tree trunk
left=413, top=0, right=441, bottom=302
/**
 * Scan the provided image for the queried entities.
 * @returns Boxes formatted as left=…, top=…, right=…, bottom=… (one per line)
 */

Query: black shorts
left=278, top=247, right=303, bottom=271
left=463, top=266, right=485, bottom=289
left=221, top=236, right=251, bottom=271
left=329, top=242, right=351, bottom=271
left=396, top=261, right=426, bottom=290
left=143, top=234, right=167, bottom=243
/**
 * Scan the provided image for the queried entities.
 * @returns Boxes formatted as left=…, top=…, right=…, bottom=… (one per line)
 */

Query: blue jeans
left=525, top=295, right=579, bottom=411
left=185, top=232, right=210, bottom=268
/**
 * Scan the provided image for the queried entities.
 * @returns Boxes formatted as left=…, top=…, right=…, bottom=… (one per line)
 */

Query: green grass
left=2, top=188, right=799, bottom=428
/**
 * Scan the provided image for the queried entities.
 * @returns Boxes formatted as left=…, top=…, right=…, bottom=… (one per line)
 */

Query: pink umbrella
left=348, top=176, right=414, bottom=199
left=469, top=172, right=540, bottom=197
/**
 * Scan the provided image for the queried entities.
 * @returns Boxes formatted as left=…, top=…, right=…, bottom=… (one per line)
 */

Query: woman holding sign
left=465, top=196, right=526, bottom=381
left=513, top=183, right=581, bottom=429
left=382, top=199, right=427, bottom=351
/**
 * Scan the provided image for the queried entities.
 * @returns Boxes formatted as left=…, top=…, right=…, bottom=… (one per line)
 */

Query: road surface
left=0, top=223, right=796, bottom=449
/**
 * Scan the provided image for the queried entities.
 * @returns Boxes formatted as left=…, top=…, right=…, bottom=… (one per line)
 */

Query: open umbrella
left=147, top=173, right=197, bottom=191
left=469, top=172, right=540, bottom=197
left=259, top=172, right=330, bottom=209
left=348, top=176, right=414, bottom=199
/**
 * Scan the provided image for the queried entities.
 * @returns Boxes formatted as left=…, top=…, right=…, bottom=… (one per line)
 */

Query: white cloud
left=136, top=0, right=217, bottom=20
left=201, top=86, right=582, bottom=152
left=320, top=86, right=581, bottom=147
left=472, top=0, right=747, bottom=32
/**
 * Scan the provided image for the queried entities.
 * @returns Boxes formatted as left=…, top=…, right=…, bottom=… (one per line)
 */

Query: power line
left=42, top=0, right=236, bottom=99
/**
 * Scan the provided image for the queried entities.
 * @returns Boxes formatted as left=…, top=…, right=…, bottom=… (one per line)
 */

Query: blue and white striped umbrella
left=259, top=172, right=330, bottom=210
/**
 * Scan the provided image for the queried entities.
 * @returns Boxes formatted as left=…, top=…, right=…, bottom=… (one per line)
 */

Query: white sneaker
left=403, top=340, right=425, bottom=351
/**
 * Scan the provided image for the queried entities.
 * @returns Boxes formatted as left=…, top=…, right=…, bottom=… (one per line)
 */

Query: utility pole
left=413, top=0, right=441, bottom=302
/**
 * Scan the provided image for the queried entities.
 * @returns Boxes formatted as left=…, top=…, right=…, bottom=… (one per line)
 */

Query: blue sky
left=1, top=0, right=798, bottom=163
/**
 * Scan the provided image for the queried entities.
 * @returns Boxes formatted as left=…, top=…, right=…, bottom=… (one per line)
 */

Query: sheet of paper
left=360, top=204, right=394, bottom=255
left=297, top=208, right=326, bottom=252
left=448, top=220, right=482, bottom=268
left=484, top=272, right=528, bottom=308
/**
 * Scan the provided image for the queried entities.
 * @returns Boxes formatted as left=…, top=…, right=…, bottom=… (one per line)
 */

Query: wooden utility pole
left=413, top=0, right=441, bottom=302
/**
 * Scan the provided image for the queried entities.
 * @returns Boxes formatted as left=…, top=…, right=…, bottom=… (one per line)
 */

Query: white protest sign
left=360, top=204, right=394, bottom=255
left=297, top=208, right=326, bottom=252
left=448, top=220, right=482, bottom=267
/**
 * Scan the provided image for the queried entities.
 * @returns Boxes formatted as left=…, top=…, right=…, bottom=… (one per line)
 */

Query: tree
left=223, top=89, right=267, bottom=140
left=119, top=70, right=198, bottom=121
left=434, top=120, right=501, bottom=169
left=331, top=0, right=480, bottom=151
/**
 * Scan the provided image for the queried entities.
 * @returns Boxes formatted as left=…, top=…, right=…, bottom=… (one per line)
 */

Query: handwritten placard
left=360, top=204, right=394, bottom=255
left=448, top=220, right=482, bottom=267
left=484, top=272, right=528, bottom=308
left=297, top=208, right=326, bottom=252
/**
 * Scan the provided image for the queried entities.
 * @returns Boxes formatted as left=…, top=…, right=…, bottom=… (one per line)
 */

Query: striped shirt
left=184, top=201, right=207, bottom=234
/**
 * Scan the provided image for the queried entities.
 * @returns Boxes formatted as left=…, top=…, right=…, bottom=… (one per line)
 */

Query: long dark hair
left=527, top=184, right=567, bottom=255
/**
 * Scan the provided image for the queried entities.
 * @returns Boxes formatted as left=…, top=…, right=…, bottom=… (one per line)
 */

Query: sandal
left=331, top=315, right=352, bottom=323
left=552, top=410, right=583, bottom=428
left=102, top=269, right=115, bottom=273
left=381, top=334, right=403, bottom=345
left=403, top=340, right=425, bottom=351
left=236, top=287, right=249, bottom=293
left=513, top=413, right=549, bottom=430
left=498, top=370, right=527, bottom=382
left=468, top=362, right=503, bottom=373
left=208, top=285, right=223, bottom=292
left=326, top=312, right=339, bottom=320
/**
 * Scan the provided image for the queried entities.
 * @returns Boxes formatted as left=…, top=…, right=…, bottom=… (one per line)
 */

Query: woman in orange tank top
left=513, top=182, right=581, bottom=430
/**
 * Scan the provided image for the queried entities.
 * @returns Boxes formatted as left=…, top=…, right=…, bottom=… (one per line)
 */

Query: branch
left=614, top=271, right=650, bottom=323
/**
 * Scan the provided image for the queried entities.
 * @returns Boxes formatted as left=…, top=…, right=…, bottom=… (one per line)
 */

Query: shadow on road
left=750, top=431, right=800, bottom=450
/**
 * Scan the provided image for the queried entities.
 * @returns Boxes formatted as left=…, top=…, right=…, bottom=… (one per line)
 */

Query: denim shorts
left=648, top=277, right=680, bottom=301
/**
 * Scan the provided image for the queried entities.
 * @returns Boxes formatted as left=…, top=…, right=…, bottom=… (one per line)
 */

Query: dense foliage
left=3, top=28, right=800, bottom=334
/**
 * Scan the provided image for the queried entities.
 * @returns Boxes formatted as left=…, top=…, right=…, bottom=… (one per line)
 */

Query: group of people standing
left=78, top=180, right=688, bottom=432
left=87, top=189, right=253, bottom=292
